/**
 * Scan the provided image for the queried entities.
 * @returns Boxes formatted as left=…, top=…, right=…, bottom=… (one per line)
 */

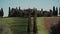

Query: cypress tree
left=8, top=7, right=10, bottom=17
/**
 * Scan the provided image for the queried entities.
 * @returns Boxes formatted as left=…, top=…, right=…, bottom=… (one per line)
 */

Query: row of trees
left=8, top=6, right=60, bottom=17
left=0, top=6, right=60, bottom=17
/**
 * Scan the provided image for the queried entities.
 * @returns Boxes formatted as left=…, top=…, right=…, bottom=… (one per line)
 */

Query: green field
left=0, top=17, right=28, bottom=34
left=0, top=17, right=49, bottom=34
left=37, top=17, right=48, bottom=34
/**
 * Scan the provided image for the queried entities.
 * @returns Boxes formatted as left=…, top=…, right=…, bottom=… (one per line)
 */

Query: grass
left=0, top=17, right=56, bottom=34
left=0, top=17, right=28, bottom=34
left=37, top=17, right=48, bottom=34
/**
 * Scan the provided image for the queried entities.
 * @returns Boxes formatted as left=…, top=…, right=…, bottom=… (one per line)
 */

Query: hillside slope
left=0, top=17, right=28, bottom=34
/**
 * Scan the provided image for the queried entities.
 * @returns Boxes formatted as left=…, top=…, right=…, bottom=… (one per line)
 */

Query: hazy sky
left=0, top=0, right=60, bottom=17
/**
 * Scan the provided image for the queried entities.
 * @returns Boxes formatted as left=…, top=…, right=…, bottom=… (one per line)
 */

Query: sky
left=0, top=0, right=60, bottom=17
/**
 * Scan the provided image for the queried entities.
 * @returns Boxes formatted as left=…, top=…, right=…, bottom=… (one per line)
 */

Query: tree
left=55, top=7, right=58, bottom=16
left=49, top=9, right=53, bottom=16
left=0, top=8, right=4, bottom=17
left=53, top=6, right=56, bottom=16
left=8, top=7, right=10, bottom=17
left=53, top=6, right=58, bottom=16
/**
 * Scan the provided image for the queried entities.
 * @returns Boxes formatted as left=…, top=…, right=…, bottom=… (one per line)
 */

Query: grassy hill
left=0, top=17, right=28, bottom=34
left=37, top=17, right=48, bottom=34
left=0, top=17, right=47, bottom=34
left=0, top=17, right=59, bottom=34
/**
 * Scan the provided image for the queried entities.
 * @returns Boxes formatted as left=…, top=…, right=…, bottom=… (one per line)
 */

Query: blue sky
left=0, top=0, right=60, bottom=17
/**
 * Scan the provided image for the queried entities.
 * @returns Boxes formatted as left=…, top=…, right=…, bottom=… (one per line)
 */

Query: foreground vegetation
left=0, top=17, right=59, bottom=34
left=0, top=17, right=28, bottom=34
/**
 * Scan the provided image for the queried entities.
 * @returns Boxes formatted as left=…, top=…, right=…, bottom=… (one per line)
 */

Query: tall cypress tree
left=8, top=7, right=10, bottom=17
left=53, top=6, right=56, bottom=16
left=56, top=7, right=58, bottom=16
left=53, top=6, right=58, bottom=16
left=33, top=8, right=37, bottom=34
left=1, top=8, right=4, bottom=17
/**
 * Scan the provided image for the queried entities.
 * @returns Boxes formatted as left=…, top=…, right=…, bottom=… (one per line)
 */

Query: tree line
left=0, top=6, right=60, bottom=17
